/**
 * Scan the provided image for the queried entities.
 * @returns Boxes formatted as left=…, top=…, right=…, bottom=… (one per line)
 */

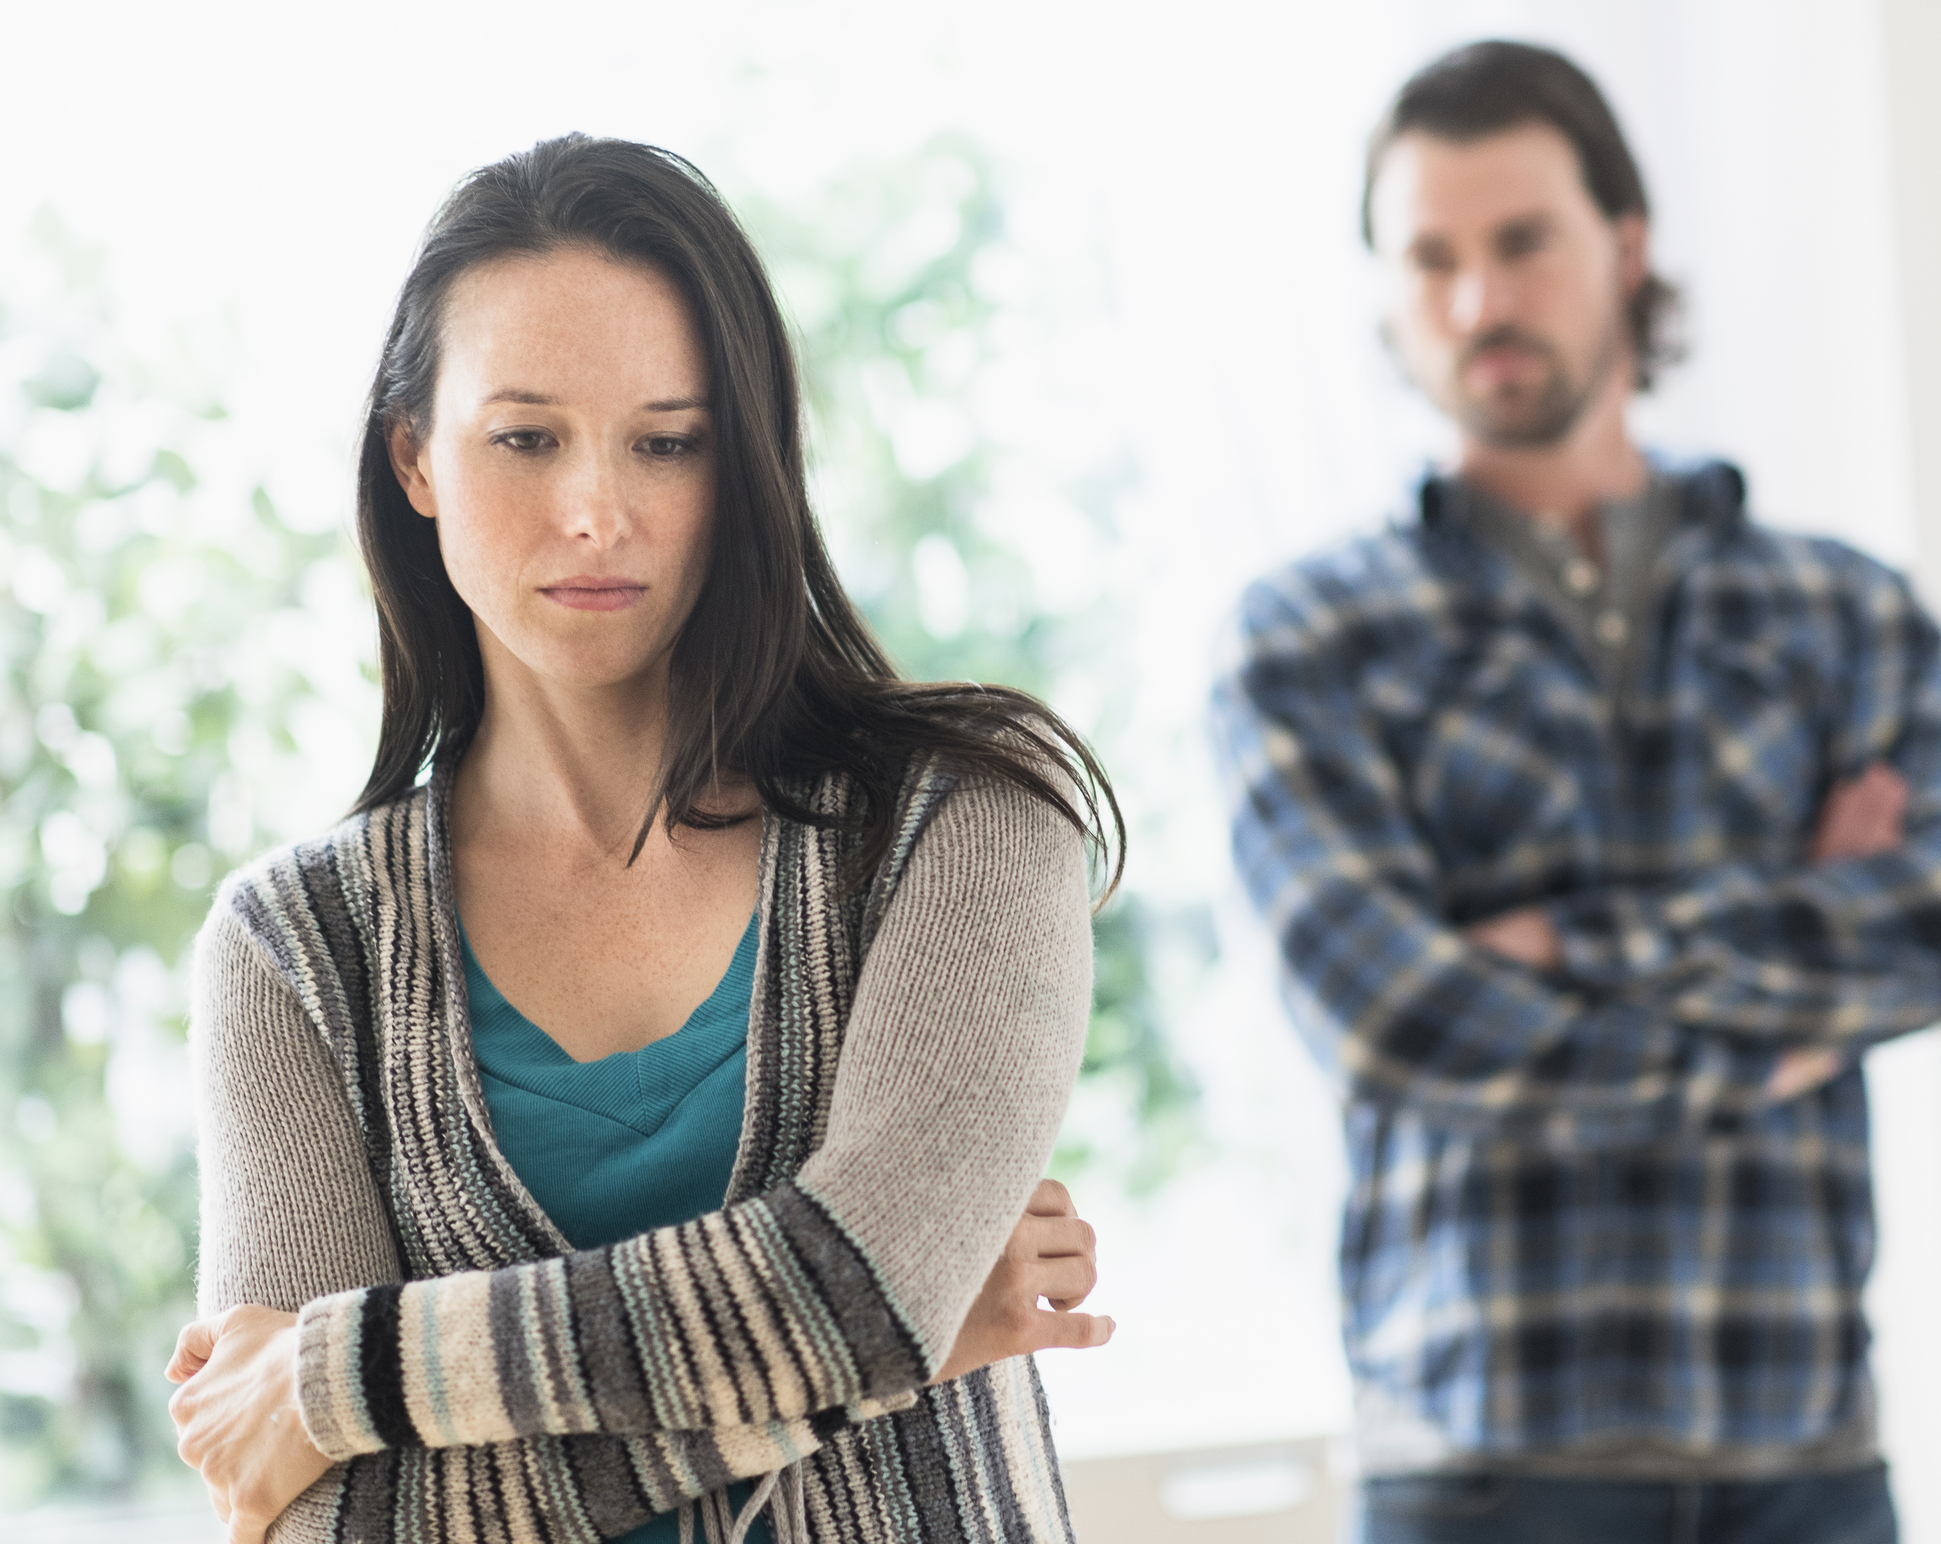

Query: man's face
left=1369, top=121, right=1645, bottom=448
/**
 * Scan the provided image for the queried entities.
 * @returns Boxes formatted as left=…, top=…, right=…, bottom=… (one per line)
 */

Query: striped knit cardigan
left=190, top=761, right=1093, bottom=1543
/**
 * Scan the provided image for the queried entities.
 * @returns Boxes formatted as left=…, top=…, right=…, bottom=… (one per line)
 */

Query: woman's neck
left=454, top=641, right=672, bottom=861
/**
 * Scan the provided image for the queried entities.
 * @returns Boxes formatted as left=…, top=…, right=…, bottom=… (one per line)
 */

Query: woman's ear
left=388, top=422, right=437, bottom=519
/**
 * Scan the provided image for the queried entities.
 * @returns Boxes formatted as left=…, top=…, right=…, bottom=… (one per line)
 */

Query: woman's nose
left=564, top=450, right=633, bottom=545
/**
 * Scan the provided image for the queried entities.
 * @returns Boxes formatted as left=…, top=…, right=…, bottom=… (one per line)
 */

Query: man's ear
left=1614, top=212, right=1649, bottom=299
left=388, top=421, right=436, bottom=519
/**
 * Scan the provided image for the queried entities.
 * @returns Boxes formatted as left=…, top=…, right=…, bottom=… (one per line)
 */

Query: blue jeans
left=1362, top=1465, right=1896, bottom=1544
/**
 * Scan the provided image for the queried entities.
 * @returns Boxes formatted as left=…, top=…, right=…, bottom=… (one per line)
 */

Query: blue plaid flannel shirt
left=1212, top=462, right=1941, bottom=1471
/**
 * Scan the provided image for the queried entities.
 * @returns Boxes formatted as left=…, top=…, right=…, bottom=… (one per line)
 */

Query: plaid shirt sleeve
left=1545, top=559, right=1941, bottom=1048
left=1213, top=571, right=1787, bottom=1149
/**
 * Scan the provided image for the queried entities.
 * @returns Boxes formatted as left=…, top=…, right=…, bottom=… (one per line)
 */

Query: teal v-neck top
left=462, top=916, right=770, bottom=1544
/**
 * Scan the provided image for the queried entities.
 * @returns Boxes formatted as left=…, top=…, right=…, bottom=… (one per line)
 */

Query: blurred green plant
left=747, top=137, right=1206, bottom=1192
left=0, top=218, right=370, bottom=1506
left=0, top=139, right=1203, bottom=1508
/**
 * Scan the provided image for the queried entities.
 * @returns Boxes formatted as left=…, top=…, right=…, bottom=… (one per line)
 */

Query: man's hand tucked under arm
left=1465, top=907, right=1563, bottom=971
left=1771, top=763, right=1909, bottom=1100
left=1809, top=763, right=1909, bottom=865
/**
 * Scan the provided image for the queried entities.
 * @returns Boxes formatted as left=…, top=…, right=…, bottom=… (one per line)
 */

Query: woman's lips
left=541, top=578, right=647, bottom=612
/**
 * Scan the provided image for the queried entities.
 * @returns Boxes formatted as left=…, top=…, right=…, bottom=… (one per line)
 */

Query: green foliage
left=0, top=229, right=366, bottom=1504
left=743, top=139, right=1204, bottom=1189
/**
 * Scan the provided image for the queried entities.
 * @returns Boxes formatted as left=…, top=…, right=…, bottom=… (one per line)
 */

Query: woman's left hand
left=928, top=1178, right=1113, bottom=1385
left=165, top=1304, right=331, bottom=1544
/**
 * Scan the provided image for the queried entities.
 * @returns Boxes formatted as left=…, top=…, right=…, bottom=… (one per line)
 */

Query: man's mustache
left=1459, top=326, right=1560, bottom=370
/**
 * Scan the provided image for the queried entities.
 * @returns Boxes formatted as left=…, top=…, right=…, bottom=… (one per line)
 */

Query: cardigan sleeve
left=191, top=904, right=404, bottom=1539
left=192, top=903, right=405, bottom=1316
left=292, top=775, right=1093, bottom=1459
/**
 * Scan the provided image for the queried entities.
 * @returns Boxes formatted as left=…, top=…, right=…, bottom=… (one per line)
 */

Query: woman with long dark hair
left=163, top=134, right=1120, bottom=1544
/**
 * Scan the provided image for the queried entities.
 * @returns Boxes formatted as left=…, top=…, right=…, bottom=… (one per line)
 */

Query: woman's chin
left=473, top=617, right=669, bottom=697
left=494, top=646, right=671, bottom=699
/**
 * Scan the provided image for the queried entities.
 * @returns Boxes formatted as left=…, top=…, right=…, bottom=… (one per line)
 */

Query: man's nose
left=1448, top=266, right=1511, bottom=335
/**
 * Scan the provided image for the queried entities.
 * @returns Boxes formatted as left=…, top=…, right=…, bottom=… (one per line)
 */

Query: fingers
left=1812, top=764, right=1910, bottom=863
left=1465, top=909, right=1561, bottom=969
left=1030, top=1254, right=1098, bottom=1310
left=167, top=1317, right=222, bottom=1384
left=1768, top=1047, right=1841, bottom=1101
left=1859, top=763, right=1909, bottom=799
left=1004, top=1213, right=1096, bottom=1262
left=1005, top=1208, right=1100, bottom=1306
left=1026, top=1307, right=1115, bottom=1353
left=1851, top=766, right=1906, bottom=846
left=1026, top=1178, right=1074, bottom=1217
left=1874, top=769, right=1909, bottom=836
left=1000, top=1183, right=1106, bottom=1323
left=989, top=1248, right=1099, bottom=1312
left=169, top=1382, right=199, bottom=1456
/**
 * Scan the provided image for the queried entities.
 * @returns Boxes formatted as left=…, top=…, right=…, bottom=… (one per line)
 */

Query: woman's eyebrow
left=477, top=388, right=709, bottom=411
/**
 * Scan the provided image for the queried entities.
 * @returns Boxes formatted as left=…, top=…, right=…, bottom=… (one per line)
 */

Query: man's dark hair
left=1362, top=40, right=1682, bottom=388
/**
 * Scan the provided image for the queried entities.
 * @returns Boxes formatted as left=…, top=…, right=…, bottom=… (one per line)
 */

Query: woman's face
left=390, top=245, right=715, bottom=699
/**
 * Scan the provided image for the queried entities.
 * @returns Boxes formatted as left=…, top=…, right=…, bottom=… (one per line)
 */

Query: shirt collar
left=1414, top=457, right=1748, bottom=535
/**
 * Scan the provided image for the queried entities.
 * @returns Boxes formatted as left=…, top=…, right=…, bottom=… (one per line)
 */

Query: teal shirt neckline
left=460, top=913, right=758, bottom=1253
left=462, top=916, right=770, bottom=1543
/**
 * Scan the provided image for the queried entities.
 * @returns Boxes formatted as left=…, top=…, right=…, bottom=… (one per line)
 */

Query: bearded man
left=1214, top=40, right=1939, bottom=1544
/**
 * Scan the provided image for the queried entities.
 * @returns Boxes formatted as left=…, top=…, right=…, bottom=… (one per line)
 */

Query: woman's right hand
left=165, top=1304, right=331, bottom=1544
left=928, top=1179, right=1113, bottom=1385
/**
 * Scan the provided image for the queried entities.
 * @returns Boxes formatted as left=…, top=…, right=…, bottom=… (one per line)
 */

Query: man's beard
left=1445, top=317, right=1624, bottom=450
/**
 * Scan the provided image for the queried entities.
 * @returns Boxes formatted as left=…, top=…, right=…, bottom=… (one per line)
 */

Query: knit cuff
left=296, top=1284, right=402, bottom=1460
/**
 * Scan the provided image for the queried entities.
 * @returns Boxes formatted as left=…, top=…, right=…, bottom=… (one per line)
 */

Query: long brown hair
left=352, top=134, right=1121, bottom=890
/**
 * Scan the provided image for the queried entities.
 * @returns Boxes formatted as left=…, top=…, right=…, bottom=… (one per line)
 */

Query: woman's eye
left=640, top=435, right=696, bottom=458
left=493, top=429, right=554, bottom=453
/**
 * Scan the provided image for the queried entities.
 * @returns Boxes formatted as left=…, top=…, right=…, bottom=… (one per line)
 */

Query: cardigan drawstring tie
left=677, top=1462, right=801, bottom=1544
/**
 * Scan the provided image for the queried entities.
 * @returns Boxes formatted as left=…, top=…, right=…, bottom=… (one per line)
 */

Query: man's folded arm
left=1213, top=619, right=1784, bottom=1148
left=1542, top=569, right=1941, bottom=1050
left=1541, top=831, right=1941, bottom=1047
